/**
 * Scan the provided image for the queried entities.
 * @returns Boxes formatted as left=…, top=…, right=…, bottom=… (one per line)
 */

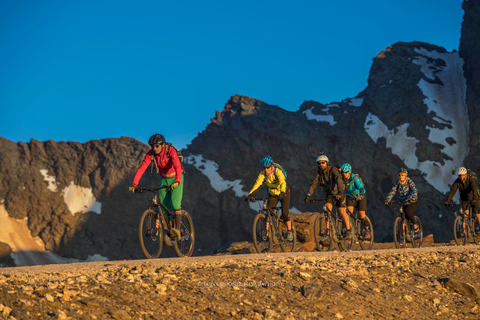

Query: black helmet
left=148, top=134, right=165, bottom=146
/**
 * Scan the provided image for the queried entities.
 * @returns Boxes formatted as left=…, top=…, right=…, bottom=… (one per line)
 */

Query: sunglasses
left=152, top=144, right=163, bottom=148
left=318, top=161, right=327, bottom=165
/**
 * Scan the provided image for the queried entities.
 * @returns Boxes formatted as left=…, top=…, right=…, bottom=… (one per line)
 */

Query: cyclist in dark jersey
left=444, top=167, right=480, bottom=226
left=305, top=153, right=351, bottom=236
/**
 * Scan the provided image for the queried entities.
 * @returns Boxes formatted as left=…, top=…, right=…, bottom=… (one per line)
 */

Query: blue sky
left=0, top=1, right=463, bottom=149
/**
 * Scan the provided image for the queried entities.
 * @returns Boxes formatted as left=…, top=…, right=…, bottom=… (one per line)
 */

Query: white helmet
left=316, top=154, right=329, bottom=163
left=458, top=167, right=467, bottom=175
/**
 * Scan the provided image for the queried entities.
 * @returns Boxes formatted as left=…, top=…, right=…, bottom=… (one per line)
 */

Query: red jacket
left=132, top=147, right=183, bottom=186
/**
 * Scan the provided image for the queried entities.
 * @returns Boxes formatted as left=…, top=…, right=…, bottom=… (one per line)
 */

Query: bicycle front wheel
left=172, top=210, right=195, bottom=257
left=314, top=213, right=333, bottom=251
left=412, top=216, right=423, bottom=248
left=358, top=216, right=374, bottom=250
left=279, top=218, right=296, bottom=252
left=453, top=216, right=467, bottom=246
left=139, top=209, right=163, bottom=258
left=394, top=217, right=406, bottom=249
left=471, top=218, right=480, bottom=245
left=253, top=213, right=271, bottom=253
left=337, top=217, right=353, bottom=251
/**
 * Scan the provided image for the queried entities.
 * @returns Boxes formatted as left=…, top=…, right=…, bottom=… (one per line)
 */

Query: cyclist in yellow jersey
left=246, top=156, right=293, bottom=240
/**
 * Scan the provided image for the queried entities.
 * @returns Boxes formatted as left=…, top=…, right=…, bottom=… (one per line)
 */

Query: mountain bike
left=346, top=199, right=374, bottom=250
left=387, top=201, right=422, bottom=249
left=311, top=198, right=353, bottom=252
left=448, top=202, right=480, bottom=246
left=134, top=186, right=195, bottom=258
left=251, top=196, right=297, bottom=253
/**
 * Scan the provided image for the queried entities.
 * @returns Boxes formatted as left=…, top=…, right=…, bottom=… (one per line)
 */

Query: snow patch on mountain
left=63, top=182, right=102, bottom=215
left=40, top=169, right=58, bottom=192
left=0, top=203, right=107, bottom=266
left=348, top=97, right=364, bottom=107
left=303, top=107, right=336, bottom=125
left=364, top=48, right=468, bottom=194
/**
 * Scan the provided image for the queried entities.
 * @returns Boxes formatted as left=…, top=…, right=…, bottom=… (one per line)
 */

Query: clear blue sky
left=0, top=0, right=463, bottom=149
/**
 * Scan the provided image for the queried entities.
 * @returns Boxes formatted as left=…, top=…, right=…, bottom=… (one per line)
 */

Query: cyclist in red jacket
left=129, top=134, right=184, bottom=237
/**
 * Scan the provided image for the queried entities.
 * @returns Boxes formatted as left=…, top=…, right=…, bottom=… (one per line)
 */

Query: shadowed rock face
left=0, top=2, right=479, bottom=264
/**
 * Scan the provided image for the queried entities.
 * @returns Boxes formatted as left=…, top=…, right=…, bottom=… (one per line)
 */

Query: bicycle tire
left=253, top=213, right=271, bottom=253
left=314, top=213, right=333, bottom=251
left=139, top=209, right=163, bottom=258
left=412, top=216, right=423, bottom=248
left=358, top=216, right=374, bottom=250
left=470, top=217, right=480, bottom=245
left=393, top=217, right=406, bottom=249
left=337, top=217, right=353, bottom=251
left=279, top=218, right=296, bottom=252
left=172, top=210, right=195, bottom=257
left=453, top=216, right=467, bottom=246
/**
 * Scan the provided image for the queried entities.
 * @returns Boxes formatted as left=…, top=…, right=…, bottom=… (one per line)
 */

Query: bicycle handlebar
left=248, top=195, right=280, bottom=203
left=135, top=185, right=172, bottom=193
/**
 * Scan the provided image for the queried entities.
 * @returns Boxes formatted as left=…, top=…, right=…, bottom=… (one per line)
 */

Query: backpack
left=272, top=163, right=287, bottom=182
left=467, top=169, right=480, bottom=198
left=165, top=143, right=184, bottom=162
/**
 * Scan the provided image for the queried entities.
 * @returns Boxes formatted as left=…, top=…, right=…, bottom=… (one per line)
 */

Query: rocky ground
left=0, top=242, right=480, bottom=320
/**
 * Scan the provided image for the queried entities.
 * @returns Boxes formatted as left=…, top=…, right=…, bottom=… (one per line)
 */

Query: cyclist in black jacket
left=445, top=167, right=480, bottom=225
left=305, top=153, right=351, bottom=236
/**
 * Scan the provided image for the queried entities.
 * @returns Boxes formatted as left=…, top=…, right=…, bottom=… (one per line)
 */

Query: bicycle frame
left=312, top=198, right=349, bottom=247
left=138, top=186, right=174, bottom=231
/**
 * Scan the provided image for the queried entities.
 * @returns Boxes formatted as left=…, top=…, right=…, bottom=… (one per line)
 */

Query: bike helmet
left=341, top=163, right=352, bottom=173
left=261, top=156, right=273, bottom=168
left=148, top=134, right=165, bottom=146
left=398, top=168, right=408, bottom=175
left=316, top=154, right=329, bottom=163
left=458, top=167, right=467, bottom=175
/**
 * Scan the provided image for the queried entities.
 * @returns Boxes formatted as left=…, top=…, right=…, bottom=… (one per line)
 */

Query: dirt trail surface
left=1, top=244, right=480, bottom=319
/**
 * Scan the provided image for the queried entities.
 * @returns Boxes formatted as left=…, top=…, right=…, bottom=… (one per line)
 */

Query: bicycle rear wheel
left=279, top=218, right=296, bottom=252
left=337, top=217, right=353, bottom=251
left=358, top=216, right=374, bottom=250
left=314, top=213, right=333, bottom=251
left=173, top=210, right=195, bottom=257
left=393, top=217, right=406, bottom=249
left=412, top=216, right=423, bottom=248
left=253, top=213, right=271, bottom=253
left=453, top=216, right=467, bottom=246
left=139, top=209, right=163, bottom=258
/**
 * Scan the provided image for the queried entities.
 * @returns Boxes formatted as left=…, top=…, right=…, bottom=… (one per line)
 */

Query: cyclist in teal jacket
left=341, top=163, right=370, bottom=234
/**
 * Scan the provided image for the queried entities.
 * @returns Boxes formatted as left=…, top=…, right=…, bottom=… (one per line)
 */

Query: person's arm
left=249, top=172, right=266, bottom=196
left=445, top=181, right=459, bottom=203
left=355, top=175, right=366, bottom=197
left=307, top=173, right=320, bottom=196
left=470, top=175, right=479, bottom=201
left=385, top=183, right=398, bottom=203
left=276, top=168, right=287, bottom=194
left=408, top=179, right=418, bottom=201
left=168, top=147, right=184, bottom=184
left=132, top=150, right=153, bottom=186
left=333, top=169, right=345, bottom=194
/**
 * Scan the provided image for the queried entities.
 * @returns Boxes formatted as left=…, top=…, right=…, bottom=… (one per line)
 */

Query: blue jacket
left=385, top=178, right=418, bottom=205
left=345, top=173, right=366, bottom=199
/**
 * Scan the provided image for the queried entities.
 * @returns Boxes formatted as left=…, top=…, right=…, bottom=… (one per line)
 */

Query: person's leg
left=337, top=195, right=350, bottom=230
left=171, top=176, right=184, bottom=231
left=404, top=202, right=419, bottom=228
left=281, top=189, right=292, bottom=231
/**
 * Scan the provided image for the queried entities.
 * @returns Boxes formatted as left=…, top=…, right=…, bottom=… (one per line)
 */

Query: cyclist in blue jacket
left=385, top=168, right=419, bottom=231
